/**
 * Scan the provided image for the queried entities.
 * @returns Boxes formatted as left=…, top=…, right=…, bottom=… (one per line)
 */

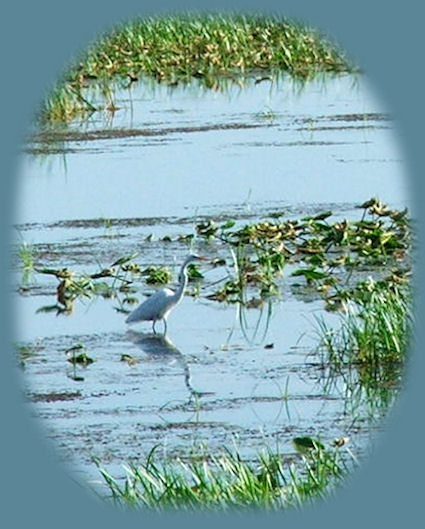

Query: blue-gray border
left=1, top=1, right=423, bottom=527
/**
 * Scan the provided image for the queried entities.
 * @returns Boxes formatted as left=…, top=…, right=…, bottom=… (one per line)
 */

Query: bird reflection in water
left=127, top=330, right=214, bottom=400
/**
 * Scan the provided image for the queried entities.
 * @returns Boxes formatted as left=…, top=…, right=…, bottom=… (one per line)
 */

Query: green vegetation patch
left=95, top=438, right=351, bottom=511
left=196, top=199, right=411, bottom=307
left=39, top=13, right=353, bottom=123
left=318, top=279, right=411, bottom=367
left=82, top=14, right=351, bottom=81
left=316, top=278, right=411, bottom=417
left=18, top=199, right=412, bottom=326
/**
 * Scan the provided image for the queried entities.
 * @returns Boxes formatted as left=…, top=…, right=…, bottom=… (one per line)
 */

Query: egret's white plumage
left=125, top=254, right=205, bottom=334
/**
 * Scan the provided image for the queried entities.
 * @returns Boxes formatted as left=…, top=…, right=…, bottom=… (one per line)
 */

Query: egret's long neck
left=174, top=259, right=191, bottom=303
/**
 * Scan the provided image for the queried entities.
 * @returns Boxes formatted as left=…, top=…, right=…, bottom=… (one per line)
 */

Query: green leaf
left=111, top=252, right=140, bottom=267
left=67, top=352, right=94, bottom=365
left=221, top=220, right=236, bottom=230
left=293, top=436, right=324, bottom=453
left=291, top=267, right=328, bottom=281
left=187, top=263, right=204, bottom=280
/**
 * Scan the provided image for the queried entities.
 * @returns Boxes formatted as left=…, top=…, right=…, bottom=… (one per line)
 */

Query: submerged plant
left=14, top=343, right=37, bottom=369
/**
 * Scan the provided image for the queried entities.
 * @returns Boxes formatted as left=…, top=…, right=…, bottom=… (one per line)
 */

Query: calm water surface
left=15, top=73, right=409, bottom=493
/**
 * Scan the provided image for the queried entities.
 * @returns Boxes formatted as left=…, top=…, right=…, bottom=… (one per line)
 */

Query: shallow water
left=15, top=73, right=408, bottom=494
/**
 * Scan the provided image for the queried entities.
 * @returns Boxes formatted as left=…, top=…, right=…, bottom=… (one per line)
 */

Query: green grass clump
left=82, top=14, right=351, bottom=82
left=317, top=281, right=411, bottom=368
left=18, top=242, right=36, bottom=283
left=39, top=13, right=353, bottom=123
left=42, top=83, right=97, bottom=123
left=316, top=281, right=412, bottom=417
left=95, top=440, right=349, bottom=511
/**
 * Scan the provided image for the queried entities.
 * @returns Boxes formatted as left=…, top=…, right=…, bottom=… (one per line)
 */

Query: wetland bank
left=14, top=14, right=411, bottom=511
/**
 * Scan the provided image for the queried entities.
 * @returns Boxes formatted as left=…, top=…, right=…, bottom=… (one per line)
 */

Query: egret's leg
left=152, top=320, right=157, bottom=334
left=163, top=319, right=168, bottom=336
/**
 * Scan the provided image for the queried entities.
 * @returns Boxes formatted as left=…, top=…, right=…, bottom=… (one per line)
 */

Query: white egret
left=125, top=254, right=207, bottom=334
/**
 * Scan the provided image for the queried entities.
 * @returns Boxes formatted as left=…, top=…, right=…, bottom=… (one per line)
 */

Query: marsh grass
left=41, top=83, right=97, bottom=123
left=94, top=440, right=350, bottom=511
left=316, top=282, right=411, bottom=368
left=39, top=13, right=353, bottom=123
left=315, top=280, right=411, bottom=417
left=325, top=358, right=402, bottom=420
left=83, top=14, right=350, bottom=81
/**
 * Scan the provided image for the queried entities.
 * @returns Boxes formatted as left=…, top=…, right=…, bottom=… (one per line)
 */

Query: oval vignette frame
left=1, top=1, right=424, bottom=528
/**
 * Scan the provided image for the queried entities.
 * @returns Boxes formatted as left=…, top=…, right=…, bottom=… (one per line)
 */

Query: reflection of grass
left=94, top=438, right=352, bottom=511
left=39, top=13, right=353, bottom=123
left=326, top=358, right=402, bottom=421
left=256, top=107, right=278, bottom=122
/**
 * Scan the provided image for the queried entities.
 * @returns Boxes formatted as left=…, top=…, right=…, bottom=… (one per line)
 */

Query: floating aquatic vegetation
left=206, top=280, right=241, bottom=303
left=67, top=352, right=94, bottom=366
left=63, top=344, right=94, bottom=382
left=30, top=253, right=141, bottom=313
left=65, top=344, right=94, bottom=365
left=120, top=354, right=140, bottom=366
left=142, top=265, right=172, bottom=285
left=193, top=199, right=411, bottom=308
left=187, top=263, right=204, bottom=281
left=292, top=436, right=325, bottom=453
left=19, top=199, right=412, bottom=326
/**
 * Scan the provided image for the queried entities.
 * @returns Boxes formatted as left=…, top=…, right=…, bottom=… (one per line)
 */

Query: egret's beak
left=197, top=256, right=210, bottom=261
